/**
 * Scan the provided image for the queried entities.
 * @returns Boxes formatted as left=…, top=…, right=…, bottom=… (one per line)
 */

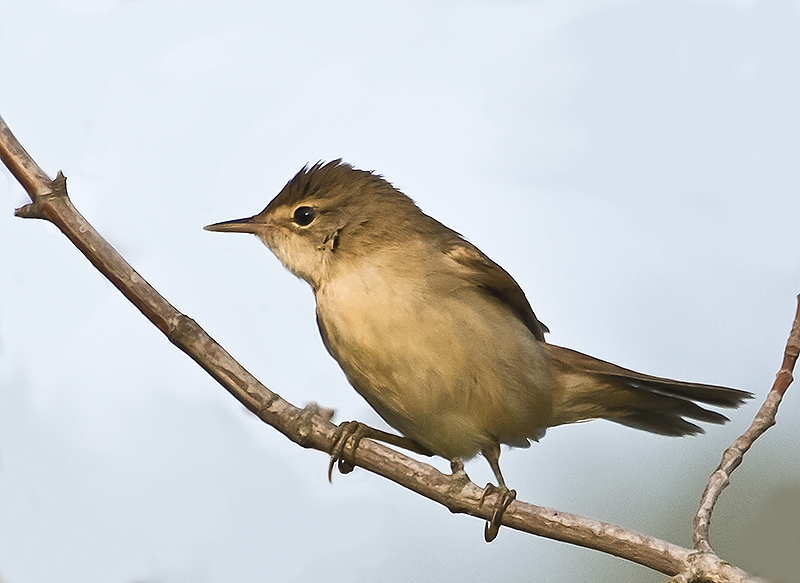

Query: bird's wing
left=443, top=239, right=549, bottom=341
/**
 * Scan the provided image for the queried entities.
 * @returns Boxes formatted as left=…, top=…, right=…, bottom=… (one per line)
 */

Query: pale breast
left=314, top=255, right=556, bottom=460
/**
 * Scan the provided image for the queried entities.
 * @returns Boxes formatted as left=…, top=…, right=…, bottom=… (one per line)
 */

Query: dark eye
left=293, top=206, right=316, bottom=226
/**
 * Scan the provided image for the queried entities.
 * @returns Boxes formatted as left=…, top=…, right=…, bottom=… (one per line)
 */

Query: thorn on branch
left=14, top=203, right=43, bottom=219
left=13, top=170, right=68, bottom=220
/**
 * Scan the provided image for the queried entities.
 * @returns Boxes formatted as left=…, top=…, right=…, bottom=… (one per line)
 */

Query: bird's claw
left=478, top=483, right=516, bottom=542
left=327, top=421, right=368, bottom=482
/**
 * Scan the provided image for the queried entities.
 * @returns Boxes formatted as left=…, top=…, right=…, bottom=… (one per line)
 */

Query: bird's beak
left=204, top=216, right=260, bottom=233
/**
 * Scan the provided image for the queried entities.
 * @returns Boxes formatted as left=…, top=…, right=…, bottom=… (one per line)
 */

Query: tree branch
left=0, top=113, right=779, bottom=581
left=692, top=295, right=800, bottom=553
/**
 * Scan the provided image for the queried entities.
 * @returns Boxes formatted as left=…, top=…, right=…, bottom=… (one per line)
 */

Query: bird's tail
left=543, top=344, right=752, bottom=436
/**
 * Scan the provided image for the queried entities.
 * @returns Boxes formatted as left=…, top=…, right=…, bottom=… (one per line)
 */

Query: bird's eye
left=293, top=206, right=316, bottom=226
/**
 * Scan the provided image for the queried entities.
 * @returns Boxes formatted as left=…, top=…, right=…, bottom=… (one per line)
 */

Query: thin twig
left=693, top=295, right=800, bottom=552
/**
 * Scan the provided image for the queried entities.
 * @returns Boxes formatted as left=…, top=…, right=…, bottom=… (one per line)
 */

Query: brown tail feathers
left=544, top=344, right=752, bottom=436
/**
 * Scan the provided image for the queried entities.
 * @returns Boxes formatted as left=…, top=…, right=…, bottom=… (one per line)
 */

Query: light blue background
left=1, top=1, right=799, bottom=582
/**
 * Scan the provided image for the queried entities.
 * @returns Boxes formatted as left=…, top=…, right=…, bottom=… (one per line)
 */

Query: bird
left=205, top=160, right=751, bottom=541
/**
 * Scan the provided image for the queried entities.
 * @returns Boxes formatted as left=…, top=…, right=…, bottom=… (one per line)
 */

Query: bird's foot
left=478, top=483, right=517, bottom=542
left=328, top=420, right=371, bottom=481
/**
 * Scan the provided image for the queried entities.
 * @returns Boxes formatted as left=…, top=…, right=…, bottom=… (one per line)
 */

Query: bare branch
left=693, top=295, right=800, bottom=553
left=0, top=113, right=778, bottom=582
left=0, top=116, right=52, bottom=196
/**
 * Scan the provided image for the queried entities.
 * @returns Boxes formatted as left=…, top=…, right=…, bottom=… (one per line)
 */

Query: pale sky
left=1, top=1, right=799, bottom=582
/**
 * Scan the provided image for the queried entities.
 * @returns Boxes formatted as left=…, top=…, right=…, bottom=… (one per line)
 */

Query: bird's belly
left=315, top=274, right=556, bottom=460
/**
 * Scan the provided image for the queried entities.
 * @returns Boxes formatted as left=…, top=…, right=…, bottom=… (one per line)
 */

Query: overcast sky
left=1, top=1, right=799, bottom=582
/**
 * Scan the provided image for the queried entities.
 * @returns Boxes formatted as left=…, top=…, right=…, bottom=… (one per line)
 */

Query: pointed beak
left=204, top=216, right=260, bottom=233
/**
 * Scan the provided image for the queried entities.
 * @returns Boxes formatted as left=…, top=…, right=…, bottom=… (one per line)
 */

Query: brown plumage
left=206, top=160, right=751, bottom=523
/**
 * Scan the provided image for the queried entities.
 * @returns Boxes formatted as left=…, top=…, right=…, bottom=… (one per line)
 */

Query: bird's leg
left=328, top=421, right=431, bottom=481
left=477, top=443, right=516, bottom=542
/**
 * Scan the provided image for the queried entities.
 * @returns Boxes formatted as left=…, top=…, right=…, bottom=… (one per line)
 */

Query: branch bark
left=692, top=296, right=800, bottom=552
left=0, top=113, right=787, bottom=582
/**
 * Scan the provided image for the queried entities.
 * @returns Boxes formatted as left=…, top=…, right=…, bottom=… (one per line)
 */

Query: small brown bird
left=206, top=160, right=751, bottom=540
